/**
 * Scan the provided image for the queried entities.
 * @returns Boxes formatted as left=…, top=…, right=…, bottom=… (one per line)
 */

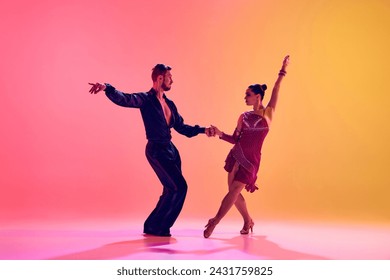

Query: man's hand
left=89, top=82, right=106, bottom=94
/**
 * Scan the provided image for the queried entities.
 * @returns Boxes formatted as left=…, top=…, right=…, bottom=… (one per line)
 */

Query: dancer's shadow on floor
left=146, top=234, right=329, bottom=260
left=50, top=235, right=177, bottom=260
left=195, top=235, right=329, bottom=260
left=50, top=233, right=328, bottom=260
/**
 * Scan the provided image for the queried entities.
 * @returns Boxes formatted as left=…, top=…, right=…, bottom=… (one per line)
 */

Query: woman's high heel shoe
left=240, top=220, right=254, bottom=234
left=204, top=218, right=218, bottom=238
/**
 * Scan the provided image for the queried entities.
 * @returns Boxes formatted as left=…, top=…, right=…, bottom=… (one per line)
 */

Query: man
left=89, top=64, right=213, bottom=236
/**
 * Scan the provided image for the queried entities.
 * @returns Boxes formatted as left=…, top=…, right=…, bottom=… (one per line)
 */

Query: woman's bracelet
left=278, top=69, right=287, bottom=76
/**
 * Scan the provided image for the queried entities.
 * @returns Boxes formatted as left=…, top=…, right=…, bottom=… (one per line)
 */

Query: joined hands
left=205, top=125, right=222, bottom=137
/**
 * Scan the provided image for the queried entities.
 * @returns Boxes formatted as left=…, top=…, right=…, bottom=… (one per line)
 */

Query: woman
left=204, top=55, right=290, bottom=238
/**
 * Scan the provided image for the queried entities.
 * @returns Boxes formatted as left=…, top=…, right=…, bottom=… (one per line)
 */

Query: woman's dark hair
left=248, top=84, right=267, bottom=100
left=151, top=64, right=172, bottom=81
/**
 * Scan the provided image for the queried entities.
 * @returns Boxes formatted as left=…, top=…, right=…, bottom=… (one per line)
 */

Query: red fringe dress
left=220, top=111, right=269, bottom=192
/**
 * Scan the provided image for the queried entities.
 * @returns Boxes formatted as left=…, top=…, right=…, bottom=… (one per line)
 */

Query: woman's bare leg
left=212, top=164, right=246, bottom=223
left=228, top=163, right=252, bottom=223
left=213, top=180, right=246, bottom=223
left=204, top=163, right=248, bottom=238
left=234, top=194, right=251, bottom=222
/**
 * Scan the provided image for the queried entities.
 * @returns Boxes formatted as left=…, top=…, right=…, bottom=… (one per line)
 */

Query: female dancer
left=204, top=55, right=290, bottom=238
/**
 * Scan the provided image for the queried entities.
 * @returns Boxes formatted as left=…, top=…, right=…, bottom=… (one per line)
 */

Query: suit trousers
left=144, top=141, right=188, bottom=236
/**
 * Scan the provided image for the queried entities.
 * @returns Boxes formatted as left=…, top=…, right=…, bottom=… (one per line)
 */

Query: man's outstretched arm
left=89, top=82, right=145, bottom=108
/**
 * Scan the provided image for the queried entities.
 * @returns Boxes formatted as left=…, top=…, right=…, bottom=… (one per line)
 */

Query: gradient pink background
left=1, top=0, right=389, bottom=228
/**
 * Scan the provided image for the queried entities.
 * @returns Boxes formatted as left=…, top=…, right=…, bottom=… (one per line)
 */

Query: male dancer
left=89, top=64, right=213, bottom=236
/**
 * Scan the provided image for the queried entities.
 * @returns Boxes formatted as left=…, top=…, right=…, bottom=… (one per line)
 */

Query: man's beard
left=162, top=83, right=171, bottom=91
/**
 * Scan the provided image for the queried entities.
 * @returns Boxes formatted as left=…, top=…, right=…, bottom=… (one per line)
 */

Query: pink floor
left=1, top=219, right=389, bottom=260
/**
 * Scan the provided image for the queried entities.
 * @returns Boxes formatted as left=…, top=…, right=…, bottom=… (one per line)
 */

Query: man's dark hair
left=151, top=64, right=172, bottom=81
